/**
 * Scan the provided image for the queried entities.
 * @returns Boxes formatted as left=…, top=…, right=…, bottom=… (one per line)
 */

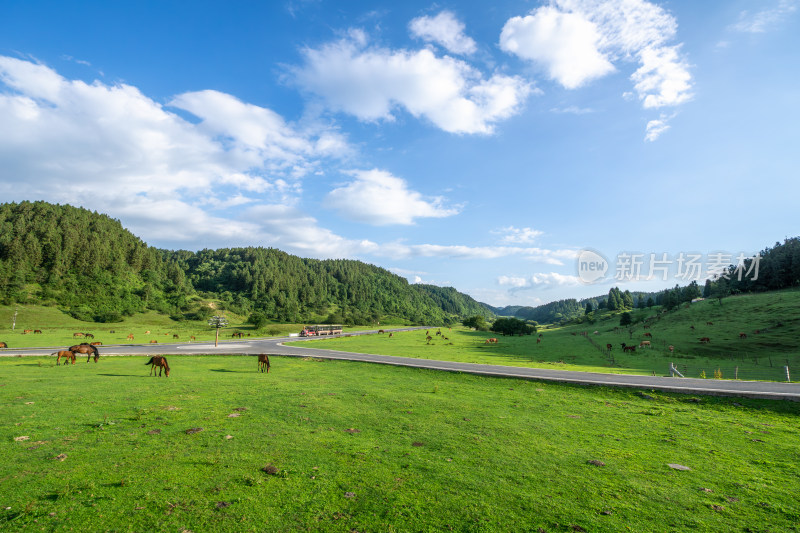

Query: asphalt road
left=3, top=327, right=798, bottom=401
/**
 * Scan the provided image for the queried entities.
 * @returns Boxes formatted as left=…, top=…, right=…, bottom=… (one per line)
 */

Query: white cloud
left=325, top=168, right=460, bottom=225
left=0, top=54, right=591, bottom=279
left=500, top=0, right=692, bottom=133
left=550, top=105, right=595, bottom=114
left=498, top=275, right=530, bottom=287
left=530, top=272, right=582, bottom=287
left=291, top=32, right=531, bottom=134
left=495, top=226, right=544, bottom=244
left=500, top=6, right=615, bottom=89
left=498, top=272, right=581, bottom=290
left=631, top=45, right=691, bottom=109
left=731, top=0, right=799, bottom=33
left=0, top=55, right=356, bottom=251
left=644, top=113, right=672, bottom=142
left=378, top=243, right=577, bottom=262
left=409, top=11, right=477, bottom=55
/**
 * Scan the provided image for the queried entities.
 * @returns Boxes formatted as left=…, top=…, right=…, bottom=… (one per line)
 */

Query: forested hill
left=0, top=201, right=493, bottom=325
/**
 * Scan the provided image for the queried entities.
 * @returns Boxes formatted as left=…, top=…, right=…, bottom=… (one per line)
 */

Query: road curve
left=3, top=327, right=798, bottom=401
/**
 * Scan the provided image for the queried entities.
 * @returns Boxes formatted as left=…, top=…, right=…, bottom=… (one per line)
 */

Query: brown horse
left=68, top=343, right=99, bottom=363
left=54, top=350, right=76, bottom=365
left=257, top=354, right=271, bottom=373
left=145, top=356, right=170, bottom=377
left=0, top=341, right=7, bottom=349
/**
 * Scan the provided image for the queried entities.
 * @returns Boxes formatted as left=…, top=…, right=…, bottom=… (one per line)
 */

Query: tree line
left=0, top=201, right=491, bottom=326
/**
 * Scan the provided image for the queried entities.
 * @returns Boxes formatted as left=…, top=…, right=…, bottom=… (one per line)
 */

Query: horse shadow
left=98, top=373, right=145, bottom=377
left=210, top=368, right=240, bottom=373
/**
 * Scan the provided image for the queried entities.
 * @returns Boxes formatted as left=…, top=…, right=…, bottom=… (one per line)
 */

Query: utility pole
left=12, top=306, right=18, bottom=331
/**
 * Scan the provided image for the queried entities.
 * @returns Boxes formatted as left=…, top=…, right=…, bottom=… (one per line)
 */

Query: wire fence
left=581, top=331, right=795, bottom=382
left=668, top=361, right=792, bottom=382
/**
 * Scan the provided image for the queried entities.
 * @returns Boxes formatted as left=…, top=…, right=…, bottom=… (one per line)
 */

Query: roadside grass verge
left=1, top=355, right=798, bottom=531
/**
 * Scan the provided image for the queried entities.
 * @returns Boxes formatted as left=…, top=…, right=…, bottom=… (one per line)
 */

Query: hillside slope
left=0, top=201, right=490, bottom=325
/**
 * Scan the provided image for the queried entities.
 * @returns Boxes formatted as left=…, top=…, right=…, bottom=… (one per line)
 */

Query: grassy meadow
left=0, top=305, right=328, bottom=350
left=1, top=354, right=799, bottom=532
left=296, top=290, right=800, bottom=382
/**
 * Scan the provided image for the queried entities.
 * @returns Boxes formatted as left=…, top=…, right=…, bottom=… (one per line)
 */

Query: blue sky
left=1, top=0, right=798, bottom=307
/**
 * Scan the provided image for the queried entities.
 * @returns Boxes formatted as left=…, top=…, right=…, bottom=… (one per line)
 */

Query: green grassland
left=296, top=290, right=800, bottom=382
left=1, top=355, right=798, bottom=532
left=0, top=305, right=316, bottom=349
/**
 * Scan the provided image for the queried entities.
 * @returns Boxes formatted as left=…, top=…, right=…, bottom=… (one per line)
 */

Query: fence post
left=785, top=365, right=791, bottom=383
left=735, top=366, right=738, bottom=380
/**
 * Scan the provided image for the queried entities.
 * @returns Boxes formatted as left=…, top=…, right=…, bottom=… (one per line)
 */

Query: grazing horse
left=73, top=332, right=84, bottom=338
left=90, top=341, right=102, bottom=346
left=606, top=343, right=613, bottom=352
left=706, top=322, right=714, bottom=326
left=0, top=341, right=7, bottom=349
left=173, top=334, right=179, bottom=339
left=485, top=338, right=498, bottom=344
left=644, top=332, right=652, bottom=338
left=378, top=330, right=385, bottom=334
left=669, top=345, right=674, bottom=353
left=145, top=331, right=151, bottom=334
left=739, top=332, right=747, bottom=339
left=54, top=350, right=76, bottom=365
left=536, top=337, right=541, bottom=344
left=639, top=341, right=651, bottom=348
left=127, top=334, right=134, bottom=341
left=23, top=329, right=33, bottom=334
left=145, top=356, right=170, bottom=377
left=257, top=354, right=271, bottom=373
left=33, top=329, right=42, bottom=334
left=389, top=332, right=394, bottom=338
left=699, top=337, right=711, bottom=344
left=68, top=343, right=99, bottom=363
left=190, top=336, right=196, bottom=341
left=150, top=340, right=158, bottom=344
left=623, top=345, right=636, bottom=353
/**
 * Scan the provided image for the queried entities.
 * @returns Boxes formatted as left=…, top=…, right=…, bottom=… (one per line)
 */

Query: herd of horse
left=45, top=342, right=271, bottom=377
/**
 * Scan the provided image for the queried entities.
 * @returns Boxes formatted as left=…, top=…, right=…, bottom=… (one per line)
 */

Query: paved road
left=3, top=327, right=798, bottom=401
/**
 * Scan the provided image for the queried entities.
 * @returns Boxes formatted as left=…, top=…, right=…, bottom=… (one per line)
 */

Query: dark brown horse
left=257, top=354, right=271, bottom=373
left=145, top=356, right=170, bottom=377
left=53, top=350, right=76, bottom=365
left=69, top=343, right=99, bottom=363
left=0, top=341, right=7, bottom=349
